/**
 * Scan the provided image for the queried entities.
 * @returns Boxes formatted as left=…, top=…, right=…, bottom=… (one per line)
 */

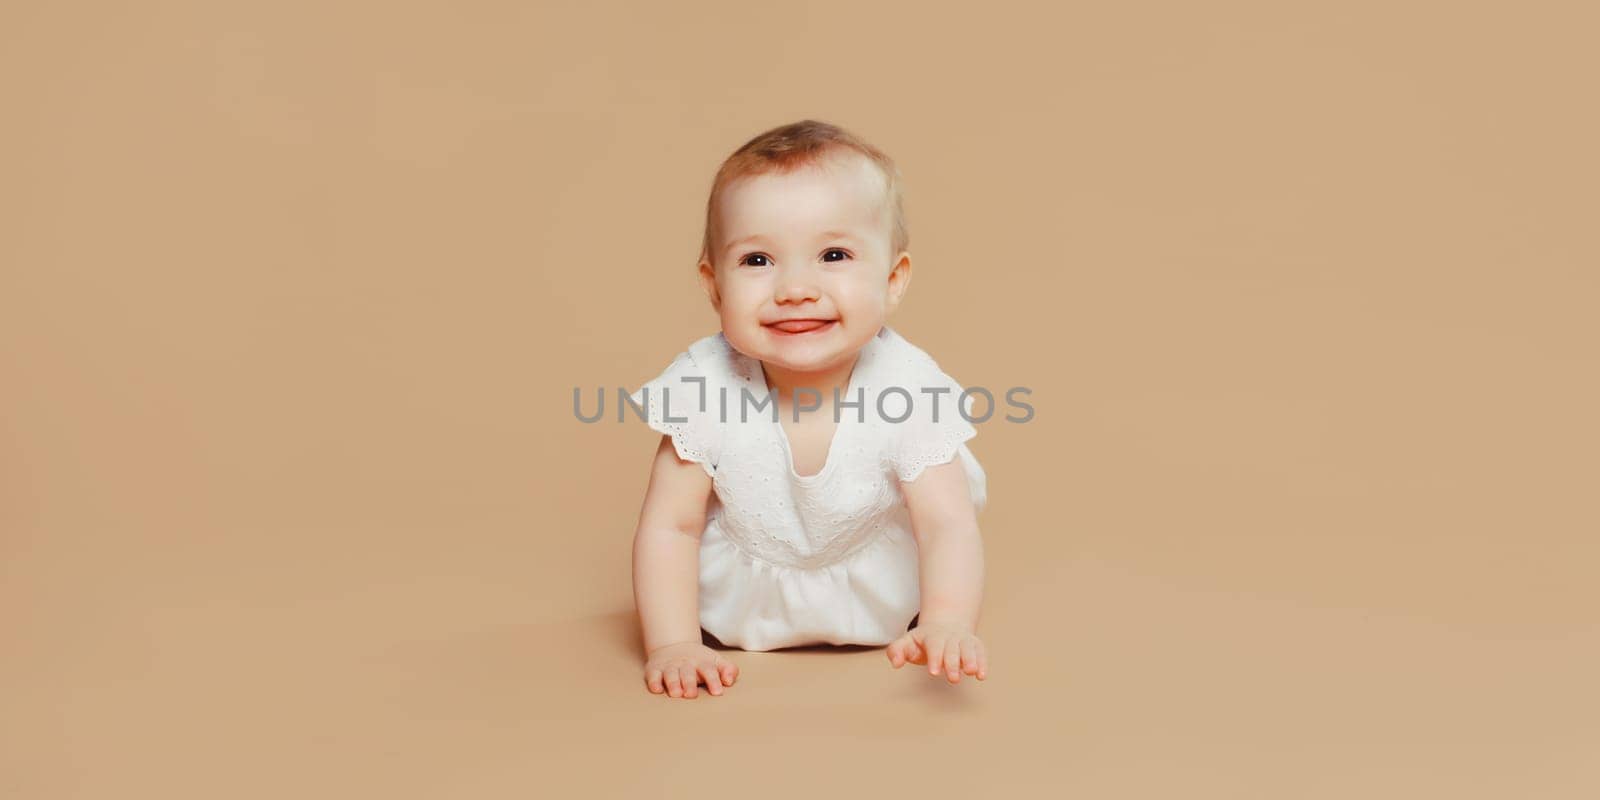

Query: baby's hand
left=644, top=641, right=738, bottom=699
left=886, top=620, right=988, bottom=684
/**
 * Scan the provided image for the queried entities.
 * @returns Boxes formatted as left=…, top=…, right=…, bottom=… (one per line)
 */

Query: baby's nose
left=775, top=281, right=820, bottom=303
left=774, top=266, right=821, bottom=303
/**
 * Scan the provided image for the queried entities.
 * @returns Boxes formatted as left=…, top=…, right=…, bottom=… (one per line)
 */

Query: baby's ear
left=886, top=251, right=912, bottom=310
left=698, top=259, right=721, bottom=311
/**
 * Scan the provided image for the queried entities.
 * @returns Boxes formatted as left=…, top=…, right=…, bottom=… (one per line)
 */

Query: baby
left=630, top=120, right=989, bottom=699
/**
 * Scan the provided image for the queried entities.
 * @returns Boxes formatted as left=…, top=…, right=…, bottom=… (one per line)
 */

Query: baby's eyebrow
left=723, top=230, right=860, bottom=256
left=723, top=234, right=767, bottom=255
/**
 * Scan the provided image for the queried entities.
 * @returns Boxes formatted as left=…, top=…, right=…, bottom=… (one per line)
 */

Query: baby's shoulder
left=871, top=328, right=974, bottom=418
left=632, top=331, right=741, bottom=394
left=629, top=330, right=743, bottom=477
left=682, top=330, right=756, bottom=390
left=868, top=327, right=982, bottom=481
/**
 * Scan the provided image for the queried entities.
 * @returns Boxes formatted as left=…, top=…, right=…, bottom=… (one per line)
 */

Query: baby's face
left=699, top=151, right=910, bottom=377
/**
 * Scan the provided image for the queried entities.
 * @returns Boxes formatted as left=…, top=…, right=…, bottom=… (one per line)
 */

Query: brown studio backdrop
left=2, top=2, right=1596, bottom=798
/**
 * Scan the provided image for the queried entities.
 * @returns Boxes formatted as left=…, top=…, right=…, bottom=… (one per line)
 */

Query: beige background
left=3, top=1, right=1596, bottom=798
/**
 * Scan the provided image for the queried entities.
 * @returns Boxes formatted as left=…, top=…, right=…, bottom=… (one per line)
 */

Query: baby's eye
left=739, top=253, right=771, bottom=267
left=821, top=248, right=852, bottom=262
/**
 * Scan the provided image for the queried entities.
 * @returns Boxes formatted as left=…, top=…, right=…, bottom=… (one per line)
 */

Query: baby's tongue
left=773, top=320, right=829, bottom=333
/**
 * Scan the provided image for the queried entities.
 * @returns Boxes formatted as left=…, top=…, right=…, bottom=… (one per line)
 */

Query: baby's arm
left=891, top=458, right=988, bottom=682
left=632, top=435, right=737, bottom=697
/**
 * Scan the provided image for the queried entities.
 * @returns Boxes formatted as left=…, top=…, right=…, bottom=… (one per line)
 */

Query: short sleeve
left=885, top=366, right=979, bottom=484
left=628, top=349, right=724, bottom=478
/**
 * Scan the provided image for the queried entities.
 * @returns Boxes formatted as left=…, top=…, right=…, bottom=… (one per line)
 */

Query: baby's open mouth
left=765, top=319, right=836, bottom=335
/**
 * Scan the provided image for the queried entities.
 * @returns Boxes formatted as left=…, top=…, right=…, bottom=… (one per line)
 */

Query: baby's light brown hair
left=699, top=119, right=909, bottom=267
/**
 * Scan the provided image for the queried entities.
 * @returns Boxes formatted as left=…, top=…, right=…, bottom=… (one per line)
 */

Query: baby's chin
left=732, top=323, right=864, bottom=370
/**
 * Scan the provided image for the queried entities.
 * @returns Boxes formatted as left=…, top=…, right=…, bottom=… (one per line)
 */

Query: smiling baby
left=630, top=119, right=989, bottom=699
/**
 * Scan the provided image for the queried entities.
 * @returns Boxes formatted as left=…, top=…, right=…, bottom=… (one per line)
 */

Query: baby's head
left=696, top=119, right=912, bottom=375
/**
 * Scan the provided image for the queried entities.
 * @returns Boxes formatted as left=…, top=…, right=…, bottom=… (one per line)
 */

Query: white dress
left=629, top=324, right=988, bottom=651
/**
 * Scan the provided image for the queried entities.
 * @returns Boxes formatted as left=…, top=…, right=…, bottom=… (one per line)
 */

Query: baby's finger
left=646, top=668, right=665, bottom=694
left=960, top=638, right=980, bottom=676
left=924, top=634, right=947, bottom=676
left=900, top=636, right=926, bottom=665
left=885, top=637, right=907, bottom=667
left=664, top=669, right=683, bottom=698
left=679, top=666, right=699, bottom=698
left=718, top=658, right=738, bottom=686
left=977, top=641, right=988, bottom=680
left=697, top=663, right=723, bottom=696
left=944, top=639, right=963, bottom=683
